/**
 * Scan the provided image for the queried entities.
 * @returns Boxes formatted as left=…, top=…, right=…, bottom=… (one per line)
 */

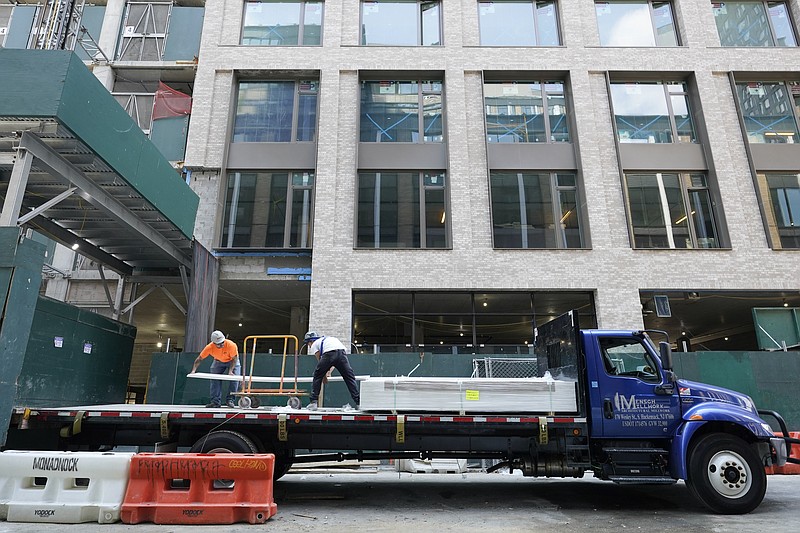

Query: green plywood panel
left=752, top=307, right=800, bottom=350
left=4, top=6, right=35, bottom=49
left=0, top=50, right=198, bottom=239
left=150, top=115, right=189, bottom=161
left=16, top=297, right=136, bottom=407
left=163, top=7, right=204, bottom=60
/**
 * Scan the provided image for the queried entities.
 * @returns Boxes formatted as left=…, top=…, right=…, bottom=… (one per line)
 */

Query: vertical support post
left=113, top=276, right=126, bottom=320
left=0, top=148, right=33, bottom=227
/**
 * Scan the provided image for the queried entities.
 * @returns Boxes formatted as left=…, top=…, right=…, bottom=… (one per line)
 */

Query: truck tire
left=190, top=430, right=258, bottom=454
left=686, top=432, right=766, bottom=514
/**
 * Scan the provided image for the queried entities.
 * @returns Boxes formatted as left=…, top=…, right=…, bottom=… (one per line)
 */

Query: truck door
left=589, top=335, right=681, bottom=439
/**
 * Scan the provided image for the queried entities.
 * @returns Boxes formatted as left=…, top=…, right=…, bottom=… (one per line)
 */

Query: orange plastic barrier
left=120, top=453, right=277, bottom=524
left=767, top=432, right=800, bottom=475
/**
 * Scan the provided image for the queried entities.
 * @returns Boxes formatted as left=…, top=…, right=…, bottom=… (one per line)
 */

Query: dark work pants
left=310, top=349, right=360, bottom=405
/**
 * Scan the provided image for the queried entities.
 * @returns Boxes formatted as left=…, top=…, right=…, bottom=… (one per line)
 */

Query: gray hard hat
left=304, top=331, right=320, bottom=343
left=210, top=330, right=225, bottom=344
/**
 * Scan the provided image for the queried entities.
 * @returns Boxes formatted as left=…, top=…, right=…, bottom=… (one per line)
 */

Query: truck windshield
left=599, top=338, right=660, bottom=383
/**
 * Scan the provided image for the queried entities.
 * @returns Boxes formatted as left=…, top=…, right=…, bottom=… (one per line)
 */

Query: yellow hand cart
left=233, top=334, right=308, bottom=409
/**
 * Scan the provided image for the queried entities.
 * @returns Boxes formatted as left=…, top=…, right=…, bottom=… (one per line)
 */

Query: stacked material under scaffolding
left=359, top=377, right=578, bottom=413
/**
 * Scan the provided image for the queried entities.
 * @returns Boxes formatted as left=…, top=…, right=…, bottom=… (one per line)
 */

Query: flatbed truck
left=4, top=311, right=798, bottom=514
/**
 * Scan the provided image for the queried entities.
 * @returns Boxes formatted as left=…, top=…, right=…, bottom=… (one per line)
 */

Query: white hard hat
left=210, top=330, right=225, bottom=344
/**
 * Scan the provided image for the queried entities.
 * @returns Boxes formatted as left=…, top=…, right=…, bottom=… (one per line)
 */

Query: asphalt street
left=0, top=468, right=798, bottom=532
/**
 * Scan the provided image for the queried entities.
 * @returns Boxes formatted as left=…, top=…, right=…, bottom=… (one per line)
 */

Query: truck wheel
left=190, top=430, right=258, bottom=454
left=686, top=432, right=766, bottom=514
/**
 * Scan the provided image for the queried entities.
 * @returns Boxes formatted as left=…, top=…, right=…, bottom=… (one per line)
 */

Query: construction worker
left=191, top=330, right=240, bottom=408
left=304, top=331, right=360, bottom=410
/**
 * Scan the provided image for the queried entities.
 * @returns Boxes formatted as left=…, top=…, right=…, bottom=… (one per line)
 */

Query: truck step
left=608, top=475, right=676, bottom=485
left=602, top=448, right=669, bottom=454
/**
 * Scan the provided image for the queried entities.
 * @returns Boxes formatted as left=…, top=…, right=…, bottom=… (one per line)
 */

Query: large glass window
left=233, top=80, right=318, bottom=142
left=490, top=172, right=583, bottom=248
left=484, top=80, right=570, bottom=143
left=758, top=173, right=800, bottom=249
left=242, top=1, right=323, bottom=45
left=478, top=1, right=560, bottom=46
left=610, top=81, right=696, bottom=143
left=595, top=1, right=679, bottom=46
left=713, top=1, right=797, bottom=47
left=625, top=173, right=719, bottom=249
left=360, top=80, right=443, bottom=143
left=361, top=1, right=441, bottom=46
left=222, top=171, right=314, bottom=248
left=735, top=81, right=800, bottom=143
left=356, top=171, right=448, bottom=248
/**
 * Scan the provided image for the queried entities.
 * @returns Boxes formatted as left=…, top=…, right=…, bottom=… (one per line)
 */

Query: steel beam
left=0, top=148, right=33, bottom=226
left=17, top=187, right=78, bottom=225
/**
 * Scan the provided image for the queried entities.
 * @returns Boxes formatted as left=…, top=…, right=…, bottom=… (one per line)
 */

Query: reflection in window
left=736, top=81, right=800, bottom=143
left=242, top=1, right=323, bottom=45
left=490, top=172, right=583, bottom=248
left=233, top=81, right=318, bottom=142
left=357, top=171, right=448, bottom=248
left=713, top=1, right=797, bottom=47
left=759, top=173, right=800, bottom=249
left=478, top=1, right=560, bottom=46
left=610, top=81, right=696, bottom=143
left=222, top=171, right=314, bottom=248
left=599, top=337, right=659, bottom=382
left=484, top=81, right=570, bottom=143
left=626, top=173, right=719, bottom=249
left=361, top=1, right=441, bottom=45
left=360, top=80, right=443, bottom=142
left=595, top=1, right=678, bottom=46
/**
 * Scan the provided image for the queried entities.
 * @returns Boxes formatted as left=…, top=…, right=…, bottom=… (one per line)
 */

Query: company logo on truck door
left=613, top=393, right=675, bottom=428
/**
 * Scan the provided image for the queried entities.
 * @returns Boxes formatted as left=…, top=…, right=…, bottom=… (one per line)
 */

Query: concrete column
left=97, top=0, right=126, bottom=61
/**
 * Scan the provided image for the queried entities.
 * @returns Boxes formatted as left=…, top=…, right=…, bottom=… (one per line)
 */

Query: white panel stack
left=359, top=377, right=577, bottom=413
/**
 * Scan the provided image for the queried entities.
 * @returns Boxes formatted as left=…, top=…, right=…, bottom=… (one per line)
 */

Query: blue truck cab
left=558, top=312, right=797, bottom=514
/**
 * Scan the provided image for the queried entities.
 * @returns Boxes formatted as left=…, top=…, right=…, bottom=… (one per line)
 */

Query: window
left=713, top=1, right=797, bottom=47
left=222, top=171, right=314, bottom=248
left=735, top=81, right=800, bottom=143
left=595, top=1, right=678, bottom=46
left=610, top=81, right=696, bottom=143
left=356, top=171, right=448, bottom=248
left=599, top=338, right=659, bottom=382
left=242, top=1, right=323, bottom=46
left=478, top=1, right=560, bottom=46
left=233, top=80, right=318, bottom=142
left=625, top=173, right=719, bottom=249
left=490, top=172, right=583, bottom=248
left=361, top=1, right=441, bottom=46
left=360, top=80, right=443, bottom=142
left=758, top=173, right=800, bottom=249
left=484, top=81, right=570, bottom=143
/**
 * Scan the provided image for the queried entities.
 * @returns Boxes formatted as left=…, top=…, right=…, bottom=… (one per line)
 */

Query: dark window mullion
left=541, top=82, right=552, bottom=143
left=663, top=82, right=679, bottom=141
left=418, top=171, right=427, bottom=248
left=283, top=174, right=294, bottom=247
left=550, top=172, right=563, bottom=248
left=678, top=173, right=699, bottom=248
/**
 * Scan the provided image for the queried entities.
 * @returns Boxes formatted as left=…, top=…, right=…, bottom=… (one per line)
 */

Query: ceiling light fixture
left=71, top=243, right=79, bottom=250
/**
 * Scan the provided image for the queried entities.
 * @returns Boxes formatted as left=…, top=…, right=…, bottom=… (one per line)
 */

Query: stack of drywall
left=359, top=377, right=577, bottom=413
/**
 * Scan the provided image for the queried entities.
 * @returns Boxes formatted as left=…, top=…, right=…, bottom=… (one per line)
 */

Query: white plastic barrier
left=0, top=451, right=134, bottom=523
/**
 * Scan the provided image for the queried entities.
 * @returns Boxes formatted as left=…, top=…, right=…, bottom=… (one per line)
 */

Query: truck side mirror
left=659, top=341, right=673, bottom=371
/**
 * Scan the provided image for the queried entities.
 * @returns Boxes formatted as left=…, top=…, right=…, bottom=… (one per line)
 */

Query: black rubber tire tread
left=686, top=432, right=766, bottom=514
left=189, top=430, right=258, bottom=454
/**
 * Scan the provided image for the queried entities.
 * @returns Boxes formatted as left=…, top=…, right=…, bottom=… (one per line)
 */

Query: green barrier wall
left=16, top=297, right=137, bottom=407
left=147, top=350, right=800, bottom=429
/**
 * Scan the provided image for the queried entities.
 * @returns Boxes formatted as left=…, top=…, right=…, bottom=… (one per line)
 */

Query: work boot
left=205, top=402, right=220, bottom=408
left=226, top=399, right=236, bottom=409
left=307, top=401, right=318, bottom=411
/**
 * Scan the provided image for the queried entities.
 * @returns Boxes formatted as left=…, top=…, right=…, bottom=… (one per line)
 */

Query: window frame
left=232, top=79, right=319, bottom=143
left=483, top=80, right=571, bottom=143
left=489, top=171, right=584, bottom=249
left=757, top=172, right=800, bottom=249
left=360, top=0, right=443, bottom=46
left=610, top=80, right=697, bottom=144
left=735, top=81, right=800, bottom=144
left=241, top=1, right=324, bottom=46
left=222, top=170, right=315, bottom=249
left=595, top=0, right=680, bottom=47
left=624, top=172, right=721, bottom=249
left=712, top=0, right=798, bottom=47
left=355, top=170, right=450, bottom=249
left=477, top=1, right=562, bottom=47
left=359, top=79, right=444, bottom=143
